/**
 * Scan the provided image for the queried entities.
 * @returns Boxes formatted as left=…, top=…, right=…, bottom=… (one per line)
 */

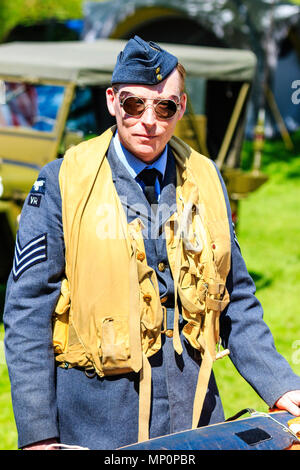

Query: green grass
left=214, top=130, right=300, bottom=417
left=0, top=323, right=18, bottom=450
left=1, top=130, right=300, bottom=448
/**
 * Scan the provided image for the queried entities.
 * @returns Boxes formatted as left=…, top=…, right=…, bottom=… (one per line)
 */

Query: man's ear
left=178, top=93, right=187, bottom=121
left=106, top=87, right=116, bottom=117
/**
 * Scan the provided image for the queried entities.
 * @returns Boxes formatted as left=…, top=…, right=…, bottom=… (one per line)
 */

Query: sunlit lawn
left=0, top=131, right=300, bottom=449
left=0, top=323, right=18, bottom=450
left=214, top=131, right=300, bottom=416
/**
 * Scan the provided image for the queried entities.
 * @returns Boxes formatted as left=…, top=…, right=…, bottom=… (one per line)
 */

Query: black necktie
left=138, top=168, right=161, bottom=212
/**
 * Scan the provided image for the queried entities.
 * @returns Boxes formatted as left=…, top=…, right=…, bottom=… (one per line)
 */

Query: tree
left=0, top=0, right=84, bottom=42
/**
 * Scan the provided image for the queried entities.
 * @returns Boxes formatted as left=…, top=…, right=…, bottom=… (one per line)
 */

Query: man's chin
left=129, top=145, right=162, bottom=163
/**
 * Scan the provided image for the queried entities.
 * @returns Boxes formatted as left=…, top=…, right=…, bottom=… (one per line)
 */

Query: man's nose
left=140, top=105, right=157, bottom=125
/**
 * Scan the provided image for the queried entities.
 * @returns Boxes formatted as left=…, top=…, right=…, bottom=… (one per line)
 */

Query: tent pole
left=216, top=82, right=250, bottom=169
left=265, top=84, right=294, bottom=151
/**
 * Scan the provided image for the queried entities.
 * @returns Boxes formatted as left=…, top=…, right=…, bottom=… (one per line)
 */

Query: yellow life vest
left=52, top=126, right=231, bottom=441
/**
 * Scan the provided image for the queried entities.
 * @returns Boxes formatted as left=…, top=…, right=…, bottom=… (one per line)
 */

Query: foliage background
left=0, top=0, right=106, bottom=41
left=0, top=0, right=80, bottom=41
left=214, top=130, right=300, bottom=416
left=0, top=0, right=297, bottom=42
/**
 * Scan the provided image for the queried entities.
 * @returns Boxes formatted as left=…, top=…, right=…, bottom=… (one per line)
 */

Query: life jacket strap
left=138, top=353, right=152, bottom=442
left=192, top=347, right=214, bottom=429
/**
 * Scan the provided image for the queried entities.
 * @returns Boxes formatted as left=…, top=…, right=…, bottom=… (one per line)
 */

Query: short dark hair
left=176, top=63, right=186, bottom=93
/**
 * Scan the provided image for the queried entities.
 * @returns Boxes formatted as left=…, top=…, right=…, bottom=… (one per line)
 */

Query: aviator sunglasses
left=114, top=89, right=181, bottom=120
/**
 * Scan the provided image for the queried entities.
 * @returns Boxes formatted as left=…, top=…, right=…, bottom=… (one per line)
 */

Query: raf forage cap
left=111, top=35, right=178, bottom=85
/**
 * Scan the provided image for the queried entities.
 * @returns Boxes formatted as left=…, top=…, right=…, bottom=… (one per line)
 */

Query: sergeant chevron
left=12, top=233, right=47, bottom=281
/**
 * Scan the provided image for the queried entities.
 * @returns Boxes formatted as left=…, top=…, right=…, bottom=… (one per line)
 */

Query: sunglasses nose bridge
left=140, top=103, right=157, bottom=123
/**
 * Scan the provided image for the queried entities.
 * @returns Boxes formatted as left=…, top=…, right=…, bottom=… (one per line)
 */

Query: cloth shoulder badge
left=13, top=233, right=47, bottom=281
left=28, top=177, right=46, bottom=207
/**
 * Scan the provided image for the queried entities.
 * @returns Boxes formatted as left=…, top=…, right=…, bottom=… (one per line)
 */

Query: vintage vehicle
left=0, top=39, right=267, bottom=282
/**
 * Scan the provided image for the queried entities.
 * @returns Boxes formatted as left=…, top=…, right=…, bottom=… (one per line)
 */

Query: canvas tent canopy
left=82, top=0, right=300, bottom=138
left=0, top=39, right=256, bottom=84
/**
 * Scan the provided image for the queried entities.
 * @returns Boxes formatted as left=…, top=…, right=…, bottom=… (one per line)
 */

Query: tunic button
left=158, top=262, right=166, bottom=272
left=161, top=296, right=168, bottom=304
left=137, top=252, right=145, bottom=261
left=143, top=294, right=152, bottom=304
left=165, top=330, right=173, bottom=338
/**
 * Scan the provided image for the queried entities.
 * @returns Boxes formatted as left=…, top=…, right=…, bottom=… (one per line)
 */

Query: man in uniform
left=4, top=36, right=300, bottom=450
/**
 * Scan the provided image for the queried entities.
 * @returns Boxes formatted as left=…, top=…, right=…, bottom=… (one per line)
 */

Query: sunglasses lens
left=155, top=100, right=178, bottom=119
left=121, top=96, right=179, bottom=119
left=122, top=97, right=145, bottom=116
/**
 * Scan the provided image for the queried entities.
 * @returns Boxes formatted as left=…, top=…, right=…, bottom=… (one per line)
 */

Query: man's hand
left=274, top=390, right=300, bottom=416
left=23, top=438, right=58, bottom=450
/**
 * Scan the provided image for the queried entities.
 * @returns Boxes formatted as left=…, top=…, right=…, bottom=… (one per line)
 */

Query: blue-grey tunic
left=4, top=141, right=300, bottom=449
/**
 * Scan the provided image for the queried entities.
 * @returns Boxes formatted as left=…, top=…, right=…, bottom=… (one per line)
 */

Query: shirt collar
left=113, top=130, right=168, bottom=181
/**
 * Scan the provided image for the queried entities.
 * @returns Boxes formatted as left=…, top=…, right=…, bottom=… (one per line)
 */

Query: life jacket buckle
left=216, top=338, right=230, bottom=360
left=161, top=305, right=174, bottom=337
